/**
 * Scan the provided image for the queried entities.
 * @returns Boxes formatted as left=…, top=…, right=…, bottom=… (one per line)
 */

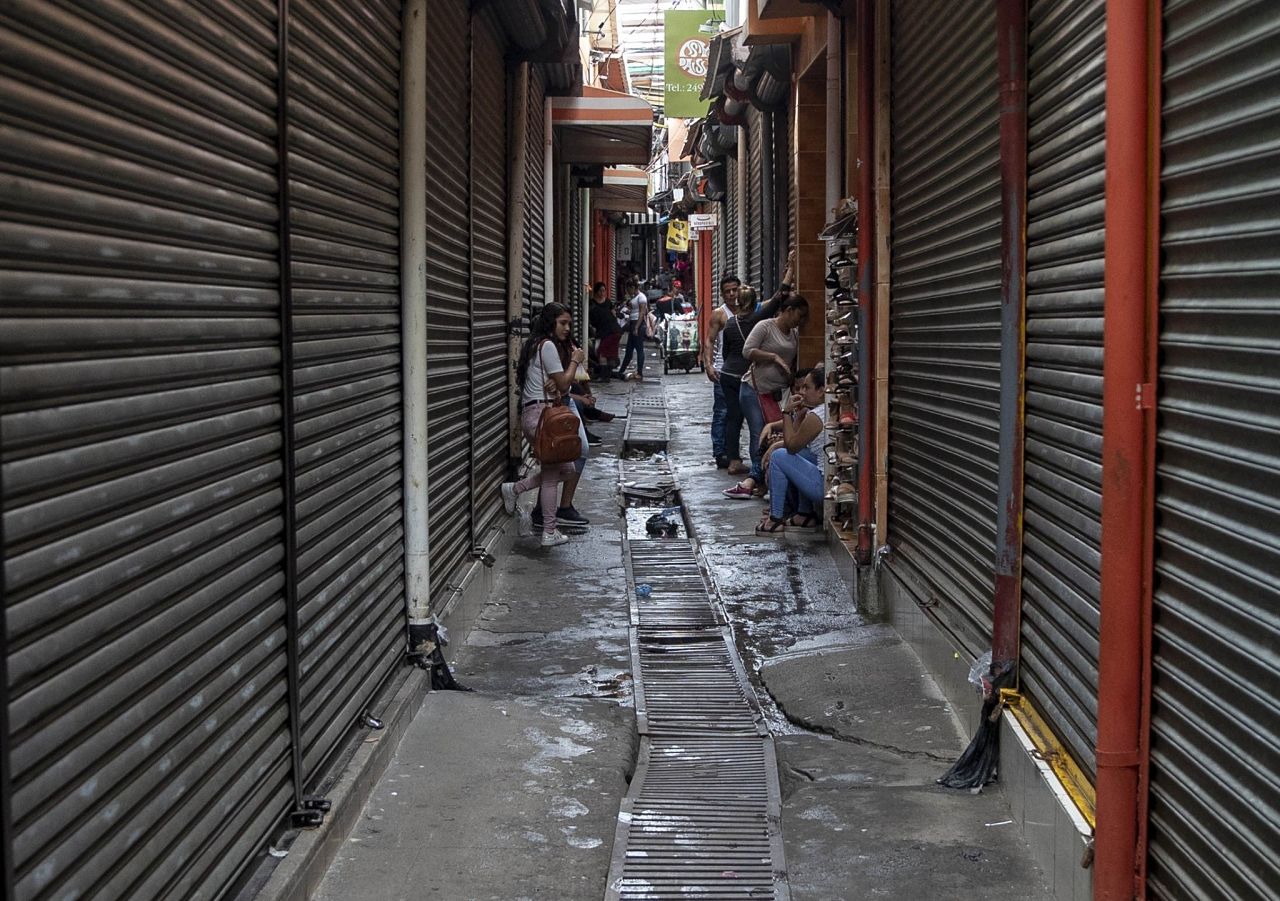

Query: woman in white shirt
left=614, top=277, right=649, bottom=381
left=501, top=302, right=584, bottom=547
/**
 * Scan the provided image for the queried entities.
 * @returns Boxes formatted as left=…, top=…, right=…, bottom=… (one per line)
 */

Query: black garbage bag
left=645, top=506, right=681, bottom=538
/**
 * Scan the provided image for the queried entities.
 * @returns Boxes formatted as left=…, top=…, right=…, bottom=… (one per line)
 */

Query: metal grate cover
left=607, top=393, right=789, bottom=899
left=623, top=393, right=671, bottom=454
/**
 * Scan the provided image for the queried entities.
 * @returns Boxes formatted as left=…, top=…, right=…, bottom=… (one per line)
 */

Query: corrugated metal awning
left=626, top=211, right=662, bottom=225
left=593, top=166, right=650, bottom=214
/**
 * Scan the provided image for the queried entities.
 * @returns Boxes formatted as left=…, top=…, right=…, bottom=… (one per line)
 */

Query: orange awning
left=552, top=86, right=653, bottom=166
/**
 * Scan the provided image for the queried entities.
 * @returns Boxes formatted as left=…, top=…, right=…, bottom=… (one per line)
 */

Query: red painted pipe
left=854, top=0, right=874, bottom=566
left=991, top=0, right=1027, bottom=672
left=1096, top=0, right=1155, bottom=897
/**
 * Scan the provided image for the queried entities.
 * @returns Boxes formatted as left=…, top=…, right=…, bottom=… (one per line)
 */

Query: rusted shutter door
left=469, top=10, right=509, bottom=539
left=1019, top=0, right=1105, bottom=779
left=885, top=0, right=1001, bottom=657
left=0, top=3, right=293, bottom=898
left=424, top=0, right=473, bottom=599
left=1149, top=3, right=1280, bottom=898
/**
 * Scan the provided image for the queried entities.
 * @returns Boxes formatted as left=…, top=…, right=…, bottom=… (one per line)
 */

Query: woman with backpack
left=500, top=302, right=585, bottom=548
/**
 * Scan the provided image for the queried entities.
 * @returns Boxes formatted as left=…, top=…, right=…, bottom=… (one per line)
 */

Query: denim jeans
left=738, top=379, right=766, bottom=482
left=711, top=381, right=727, bottom=459
left=720, top=373, right=744, bottom=463
left=618, top=329, right=645, bottom=376
left=768, top=449, right=824, bottom=520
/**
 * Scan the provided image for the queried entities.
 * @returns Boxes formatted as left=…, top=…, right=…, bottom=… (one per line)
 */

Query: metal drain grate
left=623, top=393, right=670, bottom=454
left=608, top=412, right=789, bottom=900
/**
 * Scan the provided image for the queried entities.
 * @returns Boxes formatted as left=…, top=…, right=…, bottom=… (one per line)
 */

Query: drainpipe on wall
left=506, top=63, right=530, bottom=465
left=854, top=0, right=874, bottom=567
left=543, top=97, right=555, bottom=304
left=401, top=0, right=432, bottom=634
left=991, top=0, right=1028, bottom=679
left=1096, top=0, right=1158, bottom=897
left=737, top=123, right=748, bottom=278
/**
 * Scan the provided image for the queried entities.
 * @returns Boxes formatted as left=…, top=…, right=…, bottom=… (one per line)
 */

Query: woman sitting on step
left=755, top=366, right=827, bottom=536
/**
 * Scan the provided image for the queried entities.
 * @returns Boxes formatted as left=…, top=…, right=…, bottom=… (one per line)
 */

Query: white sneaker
left=500, top=482, right=517, bottom=516
left=540, top=529, right=570, bottom=548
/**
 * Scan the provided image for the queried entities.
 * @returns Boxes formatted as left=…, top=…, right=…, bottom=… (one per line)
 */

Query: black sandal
left=754, top=515, right=787, bottom=536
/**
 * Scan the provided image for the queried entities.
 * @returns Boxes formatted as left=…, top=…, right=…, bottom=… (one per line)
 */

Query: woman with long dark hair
left=501, top=303, right=585, bottom=548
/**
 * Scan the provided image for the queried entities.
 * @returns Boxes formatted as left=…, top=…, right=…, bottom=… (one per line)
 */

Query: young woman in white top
left=614, top=277, right=649, bottom=380
left=501, top=302, right=584, bottom=547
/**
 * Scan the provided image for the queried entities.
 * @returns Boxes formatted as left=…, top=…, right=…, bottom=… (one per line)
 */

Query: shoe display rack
left=823, top=225, right=858, bottom=548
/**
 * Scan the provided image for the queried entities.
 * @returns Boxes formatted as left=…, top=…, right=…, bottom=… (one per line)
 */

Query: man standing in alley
left=701, top=275, right=741, bottom=469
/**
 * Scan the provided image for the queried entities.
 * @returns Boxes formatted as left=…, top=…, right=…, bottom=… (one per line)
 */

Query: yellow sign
left=666, top=219, right=690, bottom=252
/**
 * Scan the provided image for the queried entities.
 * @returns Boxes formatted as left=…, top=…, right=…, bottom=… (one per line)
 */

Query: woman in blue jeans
left=756, top=367, right=828, bottom=536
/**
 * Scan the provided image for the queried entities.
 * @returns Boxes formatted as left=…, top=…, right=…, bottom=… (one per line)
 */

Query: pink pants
left=515, top=403, right=576, bottom=533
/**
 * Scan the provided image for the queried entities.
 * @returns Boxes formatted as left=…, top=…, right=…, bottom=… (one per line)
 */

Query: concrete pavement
left=306, top=372, right=1052, bottom=900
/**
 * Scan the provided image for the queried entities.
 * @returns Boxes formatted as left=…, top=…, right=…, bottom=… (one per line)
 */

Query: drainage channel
left=606, top=397, right=790, bottom=901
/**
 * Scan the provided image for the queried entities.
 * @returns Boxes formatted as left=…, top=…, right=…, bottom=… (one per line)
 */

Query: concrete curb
left=250, top=666, right=430, bottom=901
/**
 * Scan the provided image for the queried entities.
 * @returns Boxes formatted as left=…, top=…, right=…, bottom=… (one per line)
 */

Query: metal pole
left=275, top=0, right=306, bottom=809
left=854, top=0, right=875, bottom=566
left=736, top=120, right=748, bottom=280
left=506, top=63, right=530, bottom=464
left=825, top=12, right=842, bottom=218
left=401, top=0, right=432, bottom=627
left=992, top=0, right=1027, bottom=676
left=1096, top=0, right=1157, bottom=896
left=1, top=373, right=13, bottom=901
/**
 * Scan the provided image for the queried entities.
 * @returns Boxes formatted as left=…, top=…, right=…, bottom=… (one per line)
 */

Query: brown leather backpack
left=533, top=400, right=582, bottom=464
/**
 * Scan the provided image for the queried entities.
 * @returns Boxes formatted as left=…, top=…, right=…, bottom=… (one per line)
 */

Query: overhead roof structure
left=552, top=85, right=655, bottom=166
left=593, top=166, right=651, bottom=213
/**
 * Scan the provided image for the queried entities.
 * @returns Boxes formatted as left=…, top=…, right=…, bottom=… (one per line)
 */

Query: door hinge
left=1136, top=382, right=1155, bottom=410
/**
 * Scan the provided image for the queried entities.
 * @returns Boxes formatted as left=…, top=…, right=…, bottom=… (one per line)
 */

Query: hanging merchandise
left=666, top=219, right=690, bottom=252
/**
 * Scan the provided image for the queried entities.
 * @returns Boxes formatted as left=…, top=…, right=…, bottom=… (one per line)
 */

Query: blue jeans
left=618, top=329, right=645, bottom=376
left=768, top=449, right=824, bottom=520
left=738, top=379, right=766, bottom=482
left=711, top=381, right=727, bottom=459
left=721, top=373, right=744, bottom=463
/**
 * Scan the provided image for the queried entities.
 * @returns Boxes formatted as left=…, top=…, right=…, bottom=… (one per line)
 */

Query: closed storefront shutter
left=1, top=4, right=293, bottom=898
left=746, top=106, right=765, bottom=290
left=885, top=0, right=1001, bottom=657
left=469, top=10, right=509, bottom=539
left=524, top=67, right=547, bottom=317
left=1149, top=3, right=1280, bottom=898
left=424, top=0, right=473, bottom=599
left=724, top=155, right=740, bottom=282
left=569, top=188, right=584, bottom=341
left=1019, top=0, right=1105, bottom=779
left=287, top=0, right=405, bottom=780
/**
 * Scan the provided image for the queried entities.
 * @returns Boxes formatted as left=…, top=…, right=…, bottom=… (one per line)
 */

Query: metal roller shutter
left=424, top=0, right=473, bottom=599
left=886, top=0, right=1001, bottom=657
left=781, top=107, right=795, bottom=284
left=0, top=3, right=293, bottom=898
left=1018, top=0, right=1105, bottom=779
left=1149, top=3, right=1280, bottom=898
left=569, top=188, right=584, bottom=341
left=746, top=107, right=764, bottom=290
left=287, top=0, right=405, bottom=781
left=469, top=11, right=508, bottom=539
left=724, top=155, right=740, bottom=283
left=524, top=67, right=547, bottom=317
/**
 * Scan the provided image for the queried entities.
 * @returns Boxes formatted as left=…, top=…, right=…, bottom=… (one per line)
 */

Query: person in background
left=755, top=367, right=828, bottom=535
left=724, top=293, right=808, bottom=499
left=587, top=281, right=622, bottom=379
left=614, top=276, right=649, bottom=381
left=501, top=303, right=583, bottom=548
left=700, top=275, right=742, bottom=469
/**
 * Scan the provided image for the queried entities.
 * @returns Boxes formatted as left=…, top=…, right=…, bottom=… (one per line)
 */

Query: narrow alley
left=2, top=1, right=1277, bottom=901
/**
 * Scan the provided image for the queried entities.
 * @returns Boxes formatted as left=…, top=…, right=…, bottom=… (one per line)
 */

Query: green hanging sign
left=664, top=8, right=722, bottom=119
